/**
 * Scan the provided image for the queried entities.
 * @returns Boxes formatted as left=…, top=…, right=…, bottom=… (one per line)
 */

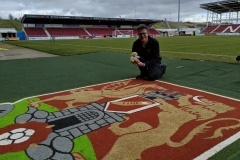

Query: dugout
left=156, top=29, right=178, bottom=36
left=0, top=28, right=18, bottom=40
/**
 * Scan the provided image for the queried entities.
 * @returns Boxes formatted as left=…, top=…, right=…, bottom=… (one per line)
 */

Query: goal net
left=112, top=30, right=133, bottom=38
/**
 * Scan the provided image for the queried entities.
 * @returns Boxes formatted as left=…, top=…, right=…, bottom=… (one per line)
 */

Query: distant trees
left=9, top=14, right=14, bottom=20
left=7, top=14, right=21, bottom=21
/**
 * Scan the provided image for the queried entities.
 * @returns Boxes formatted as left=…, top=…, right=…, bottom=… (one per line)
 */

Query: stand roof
left=21, top=14, right=163, bottom=26
left=200, top=0, right=240, bottom=14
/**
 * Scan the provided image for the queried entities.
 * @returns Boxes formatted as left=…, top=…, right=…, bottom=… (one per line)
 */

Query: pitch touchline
left=26, top=41, right=236, bottom=58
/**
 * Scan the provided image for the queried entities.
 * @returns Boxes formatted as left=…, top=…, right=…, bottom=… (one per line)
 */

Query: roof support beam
left=237, top=11, right=239, bottom=24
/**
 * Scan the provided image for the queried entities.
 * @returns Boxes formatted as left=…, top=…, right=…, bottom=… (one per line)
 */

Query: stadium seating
left=46, top=28, right=89, bottom=37
left=23, top=27, right=161, bottom=39
left=24, top=28, right=48, bottom=37
left=234, top=26, right=240, bottom=32
left=149, top=28, right=161, bottom=36
left=201, top=26, right=218, bottom=34
left=202, top=24, right=240, bottom=34
left=212, top=24, right=240, bottom=33
left=211, top=25, right=227, bottom=33
left=86, top=28, right=116, bottom=36
left=223, top=24, right=240, bottom=33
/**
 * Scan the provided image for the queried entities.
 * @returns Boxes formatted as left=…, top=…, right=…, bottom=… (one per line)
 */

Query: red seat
left=47, top=28, right=89, bottom=37
left=201, top=26, right=218, bottom=34
left=24, top=28, right=48, bottom=37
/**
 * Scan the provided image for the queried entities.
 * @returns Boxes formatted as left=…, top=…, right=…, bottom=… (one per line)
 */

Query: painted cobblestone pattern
left=142, top=89, right=183, bottom=101
left=15, top=102, right=127, bottom=159
left=16, top=102, right=126, bottom=139
left=0, top=104, right=14, bottom=117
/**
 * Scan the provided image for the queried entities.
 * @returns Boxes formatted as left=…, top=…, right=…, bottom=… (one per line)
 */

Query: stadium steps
left=210, top=25, right=220, bottom=33
left=83, top=28, right=92, bottom=36
left=43, top=27, right=51, bottom=37
left=165, top=18, right=171, bottom=29
left=212, top=25, right=228, bottom=33
left=201, top=26, right=217, bottom=34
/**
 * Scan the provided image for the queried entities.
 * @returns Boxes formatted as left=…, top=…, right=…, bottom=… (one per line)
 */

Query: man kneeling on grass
left=132, top=24, right=166, bottom=81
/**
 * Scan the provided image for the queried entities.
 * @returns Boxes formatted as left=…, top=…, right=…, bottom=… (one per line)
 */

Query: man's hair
left=137, top=24, right=149, bottom=32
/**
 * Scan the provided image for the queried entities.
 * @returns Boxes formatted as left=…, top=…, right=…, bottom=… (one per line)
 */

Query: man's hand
left=134, top=62, right=145, bottom=67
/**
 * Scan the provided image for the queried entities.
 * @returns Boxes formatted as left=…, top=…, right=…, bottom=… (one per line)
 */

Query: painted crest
left=0, top=79, right=239, bottom=160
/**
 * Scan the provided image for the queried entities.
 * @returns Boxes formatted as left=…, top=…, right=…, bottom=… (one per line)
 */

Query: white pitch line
left=176, top=66, right=183, bottom=68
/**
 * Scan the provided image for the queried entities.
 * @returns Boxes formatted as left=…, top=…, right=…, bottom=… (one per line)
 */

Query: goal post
left=112, top=30, right=133, bottom=38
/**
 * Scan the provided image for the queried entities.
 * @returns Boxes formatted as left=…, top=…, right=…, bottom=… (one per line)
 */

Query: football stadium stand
left=21, top=14, right=162, bottom=40
left=201, top=24, right=240, bottom=34
left=200, top=0, right=240, bottom=35
left=200, top=0, right=240, bottom=25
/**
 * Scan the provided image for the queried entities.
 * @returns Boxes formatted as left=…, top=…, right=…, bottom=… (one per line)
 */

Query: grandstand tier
left=202, top=24, right=240, bottom=34
left=47, top=28, right=89, bottom=37
left=21, top=14, right=162, bottom=40
left=24, top=27, right=161, bottom=39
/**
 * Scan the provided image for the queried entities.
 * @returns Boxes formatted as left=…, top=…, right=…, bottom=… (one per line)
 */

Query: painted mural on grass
left=0, top=79, right=240, bottom=160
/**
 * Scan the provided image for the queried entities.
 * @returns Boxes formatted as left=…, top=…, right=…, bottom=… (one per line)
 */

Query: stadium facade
left=19, top=14, right=162, bottom=40
left=200, top=0, right=240, bottom=25
left=2, top=0, right=240, bottom=40
left=200, top=0, right=240, bottom=35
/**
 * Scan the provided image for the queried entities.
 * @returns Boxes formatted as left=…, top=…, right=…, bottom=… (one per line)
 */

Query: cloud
left=0, top=0, right=213, bottom=21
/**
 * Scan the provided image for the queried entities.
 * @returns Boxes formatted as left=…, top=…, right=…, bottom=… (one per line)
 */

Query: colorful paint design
left=0, top=79, right=239, bottom=160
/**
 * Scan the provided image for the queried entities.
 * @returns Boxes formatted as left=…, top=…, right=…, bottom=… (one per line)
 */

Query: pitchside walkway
left=0, top=52, right=240, bottom=159
left=0, top=48, right=58, bottom=60
left=0, top=42, right=58, bottom=60
left=0, top=52, right=239, bottom=101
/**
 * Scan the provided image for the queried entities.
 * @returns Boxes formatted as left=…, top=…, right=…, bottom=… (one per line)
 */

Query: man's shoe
left=136, top=75, right=147, bottom=80
left=160, top=64, right=167, bottom=77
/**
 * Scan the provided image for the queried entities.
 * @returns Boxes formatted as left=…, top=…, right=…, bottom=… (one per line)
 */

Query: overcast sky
left=0, top=0, right=215, bottom=22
